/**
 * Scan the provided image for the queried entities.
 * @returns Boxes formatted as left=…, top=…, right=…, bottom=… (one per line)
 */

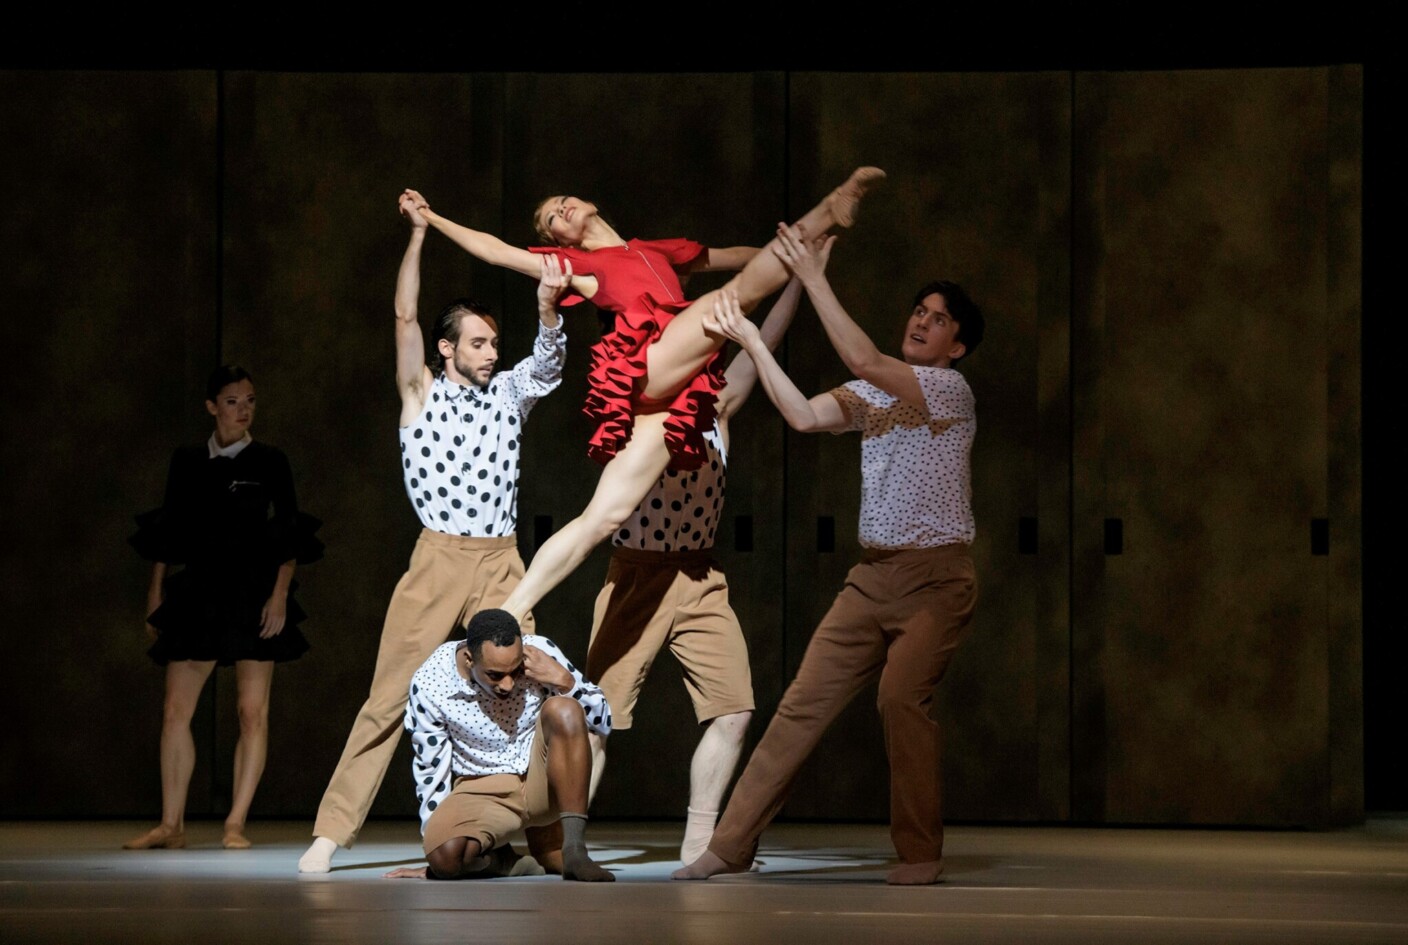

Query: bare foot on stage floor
left=886, top=859, right=944, bottom=885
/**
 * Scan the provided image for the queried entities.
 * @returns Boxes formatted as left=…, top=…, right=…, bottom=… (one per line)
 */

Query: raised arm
left=535, top=253, right=573, bottom=329
left=500, top=255, right=571, bottom=422
left=403, top=188, right=543, bottom=278
left=717, top=276, right=803, bottom=420
left=395, top=193, right=435, bottom=422
left=773, top=225, right=926, bottom=409
left=705, top=291, right=849, bottom=433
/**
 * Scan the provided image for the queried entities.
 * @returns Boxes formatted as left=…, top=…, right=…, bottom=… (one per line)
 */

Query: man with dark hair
left=384, top=609, right=615, bottom=881
left=299, top=194, right=571, bottom=873
left=676, top=226, right=983, bottom=886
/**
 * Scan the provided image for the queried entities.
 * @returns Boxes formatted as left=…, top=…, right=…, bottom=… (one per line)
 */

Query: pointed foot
left=828, top=166, right=886, bottom=228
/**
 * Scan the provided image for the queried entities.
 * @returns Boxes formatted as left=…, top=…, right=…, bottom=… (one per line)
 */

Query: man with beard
left=299, top=193, right=570, bottom=873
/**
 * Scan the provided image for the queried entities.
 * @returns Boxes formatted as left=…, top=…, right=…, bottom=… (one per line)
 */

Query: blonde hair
left=533, top=196, right=560, bottom=245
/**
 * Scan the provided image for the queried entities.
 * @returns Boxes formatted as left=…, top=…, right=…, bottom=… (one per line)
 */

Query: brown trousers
left=709, top=544, right=977, bottom=867
left=312, top=529, right=532, bottom=848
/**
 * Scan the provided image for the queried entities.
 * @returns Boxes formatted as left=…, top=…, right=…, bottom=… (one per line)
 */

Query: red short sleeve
left=529, top=245, right=595, bottom=306
left=632, top=237, right=707, bottom=270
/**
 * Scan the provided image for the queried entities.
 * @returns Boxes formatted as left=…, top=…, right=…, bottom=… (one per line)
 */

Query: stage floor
left=3, top=819, right=1406, bottom=944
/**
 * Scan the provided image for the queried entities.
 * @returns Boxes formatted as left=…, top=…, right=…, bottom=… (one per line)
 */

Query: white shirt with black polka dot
left=398, top=318, right=565, bottom=537
left=613, top=420, right=726, bottom=552
left=830, top=365, right=975, bottom=549
left=404, top=635, right=611, bottom=834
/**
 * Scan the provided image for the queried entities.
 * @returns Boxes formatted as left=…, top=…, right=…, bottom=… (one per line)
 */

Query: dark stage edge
left=3, top=820, right=1406, bottom=944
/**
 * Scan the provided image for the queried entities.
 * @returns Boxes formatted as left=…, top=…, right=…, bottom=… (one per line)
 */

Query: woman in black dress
left=125, top=366, right=321, bottom=850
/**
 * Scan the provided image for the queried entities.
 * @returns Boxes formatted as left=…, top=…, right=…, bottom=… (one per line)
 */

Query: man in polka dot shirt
left=586, top=278, right=805, bottom=866
left=676, top=225, right=984, bottom=886
left=384, top=609, right=615, bottom=881
left=299, top=194, right=572, bottom=874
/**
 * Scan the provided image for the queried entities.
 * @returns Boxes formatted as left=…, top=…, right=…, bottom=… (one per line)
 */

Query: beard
left=452, top=353, right=494, bottom=389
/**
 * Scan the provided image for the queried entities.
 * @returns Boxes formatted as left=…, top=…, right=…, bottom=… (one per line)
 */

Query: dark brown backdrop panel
left=778, top=72, right=1069, bottom=823
left=218, top=72, right=490, bottom=818
left=1071, top=68, right=1356, bottom=826
left=0, top=66, right=1363, bottom=829
left=0, top=71, right=217, bottom=815
left=1325, top=65, right=1363, bottom=825
left=500, top=72, right=790, bottom=818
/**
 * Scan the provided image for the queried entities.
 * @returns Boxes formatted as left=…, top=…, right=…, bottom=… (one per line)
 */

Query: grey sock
left=560, top=812, right=588, bottom=855
left=558, top=813, right=614, bottom=882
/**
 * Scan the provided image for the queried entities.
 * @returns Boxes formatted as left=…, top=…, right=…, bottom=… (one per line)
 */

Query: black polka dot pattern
left=397, top=322, right=564, bottom=538
left=613, top=421, right=725, bottom=551
left=829, top=367, right=976, bottom=548
left=402, top=633, right=611, bottom=834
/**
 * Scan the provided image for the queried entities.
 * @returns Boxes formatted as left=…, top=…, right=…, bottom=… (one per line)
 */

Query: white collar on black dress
left=207, top=433, right=253, bottom=459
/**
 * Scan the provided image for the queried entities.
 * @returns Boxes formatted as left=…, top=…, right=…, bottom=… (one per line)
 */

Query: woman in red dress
left=402, top=167, right=882, bottom=622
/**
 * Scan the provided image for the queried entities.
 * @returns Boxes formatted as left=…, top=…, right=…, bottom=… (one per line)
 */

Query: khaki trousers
left=588, top=547, right=754, bottom=728
left=709, top=544, right=976, bottom=867
left=422, top=720, right=557, bottom=855
left=312, top=529, right=532, bottom=847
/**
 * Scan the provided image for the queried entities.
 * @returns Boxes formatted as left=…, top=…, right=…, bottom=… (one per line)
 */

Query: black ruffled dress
left=130, top=441, right=323, bottom=665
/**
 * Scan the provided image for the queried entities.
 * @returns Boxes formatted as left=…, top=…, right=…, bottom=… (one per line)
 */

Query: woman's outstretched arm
left=403, top=188, right=543, bottom=277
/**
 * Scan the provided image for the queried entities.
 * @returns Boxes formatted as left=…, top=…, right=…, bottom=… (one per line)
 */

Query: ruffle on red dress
left=580, top=293, right=725, bottom=471
left=531, top=239, right=724, bottom=472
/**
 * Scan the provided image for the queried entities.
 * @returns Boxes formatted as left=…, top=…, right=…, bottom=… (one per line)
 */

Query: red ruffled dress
left=530, top=238, right=724, bottom=471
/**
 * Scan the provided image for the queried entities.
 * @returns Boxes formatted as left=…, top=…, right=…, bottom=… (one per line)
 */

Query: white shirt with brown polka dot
left=829, top=365, right=975, bottom=549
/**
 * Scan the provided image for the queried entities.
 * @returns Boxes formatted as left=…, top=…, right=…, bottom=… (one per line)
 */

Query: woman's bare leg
left=224, top=659, right=274, bottom=847
left=124, top=660, right=216, bottom=848
left=499, top=413, right=673, bottom=622
left=641, top=167, right=883, bottom=401
left=496, top=171, right=885, bottom=620
left=159, top=660, right=216, bottom=829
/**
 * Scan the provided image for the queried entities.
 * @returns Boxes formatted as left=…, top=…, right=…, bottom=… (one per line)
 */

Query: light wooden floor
left=3, top=819, right=1406, bottom=944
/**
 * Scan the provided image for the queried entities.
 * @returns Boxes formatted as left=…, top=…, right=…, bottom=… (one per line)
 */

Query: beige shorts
left=587, top=547, right=754, bottom=728
left=421, top=719, right=557, bottom=855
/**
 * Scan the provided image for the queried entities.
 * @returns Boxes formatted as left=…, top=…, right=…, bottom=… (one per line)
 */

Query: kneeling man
left=386, top=610, right=615, bottom=881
